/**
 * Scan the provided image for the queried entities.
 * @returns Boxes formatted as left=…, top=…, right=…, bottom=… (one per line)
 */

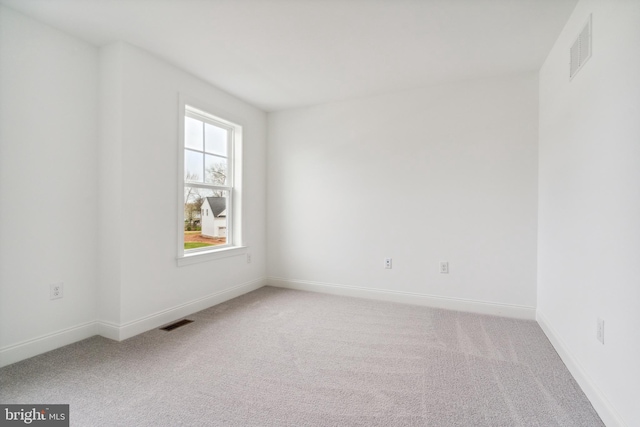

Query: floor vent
left=160, top=319, right=193, bottom=331
left=570, top=14, right=592, bottom=80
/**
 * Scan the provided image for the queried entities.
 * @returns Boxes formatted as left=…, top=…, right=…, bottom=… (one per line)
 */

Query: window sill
left=176, top=245, right=247, bottom=267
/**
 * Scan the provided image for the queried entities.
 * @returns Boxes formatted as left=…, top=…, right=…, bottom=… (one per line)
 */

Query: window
left=179, top=101, right=243, bottom=262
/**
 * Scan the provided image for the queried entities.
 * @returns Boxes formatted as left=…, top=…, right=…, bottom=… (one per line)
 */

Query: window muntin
left=182, top=106, right=235, bottom=254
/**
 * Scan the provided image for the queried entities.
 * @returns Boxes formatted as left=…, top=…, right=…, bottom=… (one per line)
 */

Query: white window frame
left=177, top=95, right=245, bottom=266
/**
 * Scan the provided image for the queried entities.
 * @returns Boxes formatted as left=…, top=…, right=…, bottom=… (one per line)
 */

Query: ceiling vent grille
left=570, top=15, right=592, bottom=80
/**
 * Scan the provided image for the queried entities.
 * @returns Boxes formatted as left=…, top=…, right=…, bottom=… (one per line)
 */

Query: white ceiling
left=1, top=0, right=578, bottom=112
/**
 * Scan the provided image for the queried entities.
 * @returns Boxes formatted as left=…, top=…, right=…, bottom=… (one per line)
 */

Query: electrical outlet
left=246, top=253, right=252, bottom=264
left=439, top=261, right=449, bottom=274
left=596, top=318, right=604, bottom=344
left=50, top=282, right=63, bottom=300
left=384, top=258, right=392, bottom=269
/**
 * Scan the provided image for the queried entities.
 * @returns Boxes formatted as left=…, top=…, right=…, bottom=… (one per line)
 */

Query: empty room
left=0, top=0, right=638, bottom=426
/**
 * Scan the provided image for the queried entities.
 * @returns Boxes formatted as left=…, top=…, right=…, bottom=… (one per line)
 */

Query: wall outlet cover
left=440, top=261, right=449, bottom=274
left=596, top=317, right=604, bottom=344
left=50, top=282, right=64, bottom=300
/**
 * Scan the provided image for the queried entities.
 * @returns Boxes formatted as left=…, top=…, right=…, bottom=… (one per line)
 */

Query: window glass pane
left=185, top=150, right=203, bottom=182
left=205, top=123, right=227, bottom=156
left=204, top=154, right=228, bottom=185
left=184, top=187, right=228, bottom=250
left=185, top=116, right=203, bottom=151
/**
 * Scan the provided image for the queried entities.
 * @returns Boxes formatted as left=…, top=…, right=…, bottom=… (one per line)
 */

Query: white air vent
left=570, top=15, right=592, bottom=80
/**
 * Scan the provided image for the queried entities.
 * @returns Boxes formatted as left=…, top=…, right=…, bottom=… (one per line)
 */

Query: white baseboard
left=0, top=277, right=266, bottom=367
left=0, top=322, right=98, bottom=368
left=267, top=277, right=536, bottom=320
left=96, top=320, right=121, bottom=341
left=537, top=311, right=627, bottom=427
left=109, top=277, right=266, bottom=341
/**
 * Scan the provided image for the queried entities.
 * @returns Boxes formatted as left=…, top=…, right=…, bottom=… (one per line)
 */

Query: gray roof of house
left=206, top=197, right=226, bottom=217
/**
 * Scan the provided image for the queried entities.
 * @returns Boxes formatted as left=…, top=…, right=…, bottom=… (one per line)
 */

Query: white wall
left=267, top=74, right=539, bottom=317
left=98, top=42, right=124, bottom=327
left=0, top=5, right=99, bottom=362
left=0, top=6, right=268, bottom=364
left=537, top=1, right=640, bottom=426
left=99, top=43, right=267, bottom=335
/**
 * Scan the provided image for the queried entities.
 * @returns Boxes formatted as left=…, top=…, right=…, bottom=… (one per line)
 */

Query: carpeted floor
left=0, top=286, right=603, bottom=426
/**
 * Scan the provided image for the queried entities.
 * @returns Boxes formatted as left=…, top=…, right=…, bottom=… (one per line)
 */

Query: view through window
left=183, top=108, right=234, bottom=252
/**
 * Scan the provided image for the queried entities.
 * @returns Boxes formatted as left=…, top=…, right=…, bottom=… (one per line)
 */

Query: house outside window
left=179, top=101, right=243, bottom=263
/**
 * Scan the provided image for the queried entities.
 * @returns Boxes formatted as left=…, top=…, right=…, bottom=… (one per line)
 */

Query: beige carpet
left=0, top=286, right=603, bottom=426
